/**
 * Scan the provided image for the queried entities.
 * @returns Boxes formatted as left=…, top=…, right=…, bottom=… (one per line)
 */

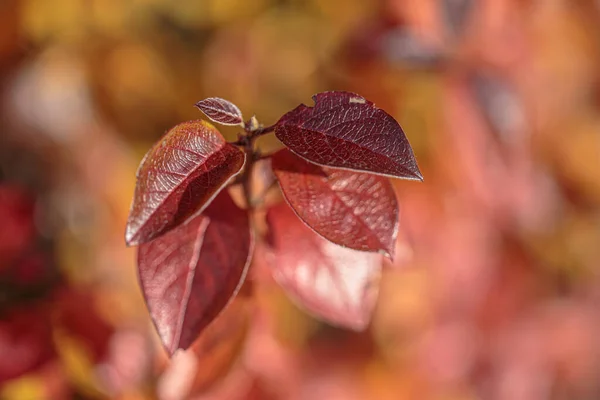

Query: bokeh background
left=1, top=0, right=600, bottom=399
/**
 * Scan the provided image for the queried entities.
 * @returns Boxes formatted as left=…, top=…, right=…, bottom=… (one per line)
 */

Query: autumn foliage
left=125, top=91, right=422, bottom=355
left=2, top=1, right=600, bottom=398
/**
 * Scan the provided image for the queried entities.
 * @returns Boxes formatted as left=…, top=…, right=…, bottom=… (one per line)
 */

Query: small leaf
left=272, top=149, right=399, bottom=258
left=125, top=120, right=245, bottom=246
left=194, top=98, right=244, bottom=126
left=266, top=202, right=382, bottom=330
left=275, top=91, right=423, bottom=180
left=137, top=191, right=253, bottom=355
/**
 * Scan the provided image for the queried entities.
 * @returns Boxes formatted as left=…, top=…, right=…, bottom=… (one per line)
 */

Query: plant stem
left=231, top=120, right=276, bottom=209
left=250, top=124, right=275, bottom=138
left=241, top=142, right=255, bottom=209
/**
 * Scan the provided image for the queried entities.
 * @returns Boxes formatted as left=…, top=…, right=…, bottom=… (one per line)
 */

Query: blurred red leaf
left=12, top=253, right=45, bottom=285
left=125, top=120, right=245, bottom=245
left=195, top=98, right=244, bottom=126
left=138, top=191, right=253, bottom=355
left=0, top=184, right=35, bottom=269
left=266, top=202, right=382, bottom=330
left=189, top=297, right=250, bottom=395
left=55, top=289, right=113, bottom=361
left=274, top=91, right=422, bottom=180
left=0, top=304, right=54, bottom=383
left=272, top=149, right=399, bottom=258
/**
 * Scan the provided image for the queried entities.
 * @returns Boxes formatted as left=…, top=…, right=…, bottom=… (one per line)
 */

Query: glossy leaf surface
left=272, top=149, right=399, bottom=258
left=266, top=202, right=382, bottom=330
left=125, top=120, right=244, bottom=246
left=274, top=91, right=422, bottom=180
left=138, top=191, right=252, bottom=355
left=194, top=97, right=244, bottom=126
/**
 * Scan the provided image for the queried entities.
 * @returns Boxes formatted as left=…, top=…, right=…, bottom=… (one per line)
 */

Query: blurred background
left=1, top=0, right=600, bottom=399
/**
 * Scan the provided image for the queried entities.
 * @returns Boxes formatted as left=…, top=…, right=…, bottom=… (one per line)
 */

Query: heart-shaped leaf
left=195, top=98, right=244, bottom=126
left=138, top=191, right=253, bottom=355
left=274, top=91, right=423, bottom=180
left=125, top=120, right=244, bottom=246
left=272, top=149, right=399, bottom=258
left=266, top=202, right=382, bottom=330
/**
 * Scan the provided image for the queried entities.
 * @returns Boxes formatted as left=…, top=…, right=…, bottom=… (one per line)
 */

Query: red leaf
left=55, top=289, right=113, bottom=361
left=138, top=191, right=253, bottom=355
left=125, top=120, right=245, bottom=246
left=0, top=304, right=54, bottom=383
left=266, top=202, right=382, bottom=330
left=195, top=97, right=244, bottom=126
left=189, top=297, right=250, bottom=394
left=274, top=91, right=423, bottom=180
left=0, top=185, right=36, bottom=269
left=272, top=149, right=399, bottom=258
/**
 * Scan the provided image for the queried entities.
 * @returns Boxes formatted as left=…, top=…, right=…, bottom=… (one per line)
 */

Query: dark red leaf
left=266, top=202, right=382, bottom=330
left=272, top=149, right=398, bottom=258
left=0, top=304, right=54, bottom=383
left=0, top=185, right=36, bottom=269
left=138, top=191, right=252, bottom=355
left=195, top=97, right=244, bottom=126
left=274, top=91, right=423, bottom=180
left=125, top=120, right=245, bottom=246
left=189, top=297, right=250, bottom=394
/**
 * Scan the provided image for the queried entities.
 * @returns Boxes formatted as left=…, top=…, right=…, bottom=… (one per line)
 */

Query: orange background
left=1, top=1, right=600, bottom=399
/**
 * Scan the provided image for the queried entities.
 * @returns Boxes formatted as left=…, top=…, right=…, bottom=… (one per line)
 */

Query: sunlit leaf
left=266, top=202, right=382, bottom=330
left=125, top=120, right=245, bottom=246
left=138, top=191, right=253, bottom=355
left=274, top=91, right=423, bottom=180
left=195, top=97, right=244, bottom=126
left=272, top=149, right=398, bottom=258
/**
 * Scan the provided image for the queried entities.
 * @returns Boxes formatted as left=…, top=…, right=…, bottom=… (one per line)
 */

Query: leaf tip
left=414, top=169, right=424, bottom=182
left=124, top=226, right=138, bottom=247
left=166, top=343, right=182, bottom=358
left=163, top=331, right=192, bottom=357
left=340, top=312, right=372, bottom=331
left=405, top=164, right=424, bottom=182
left=349, top=320, right=370, bottom=332
left=380, top=248, right=394, bottom=261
